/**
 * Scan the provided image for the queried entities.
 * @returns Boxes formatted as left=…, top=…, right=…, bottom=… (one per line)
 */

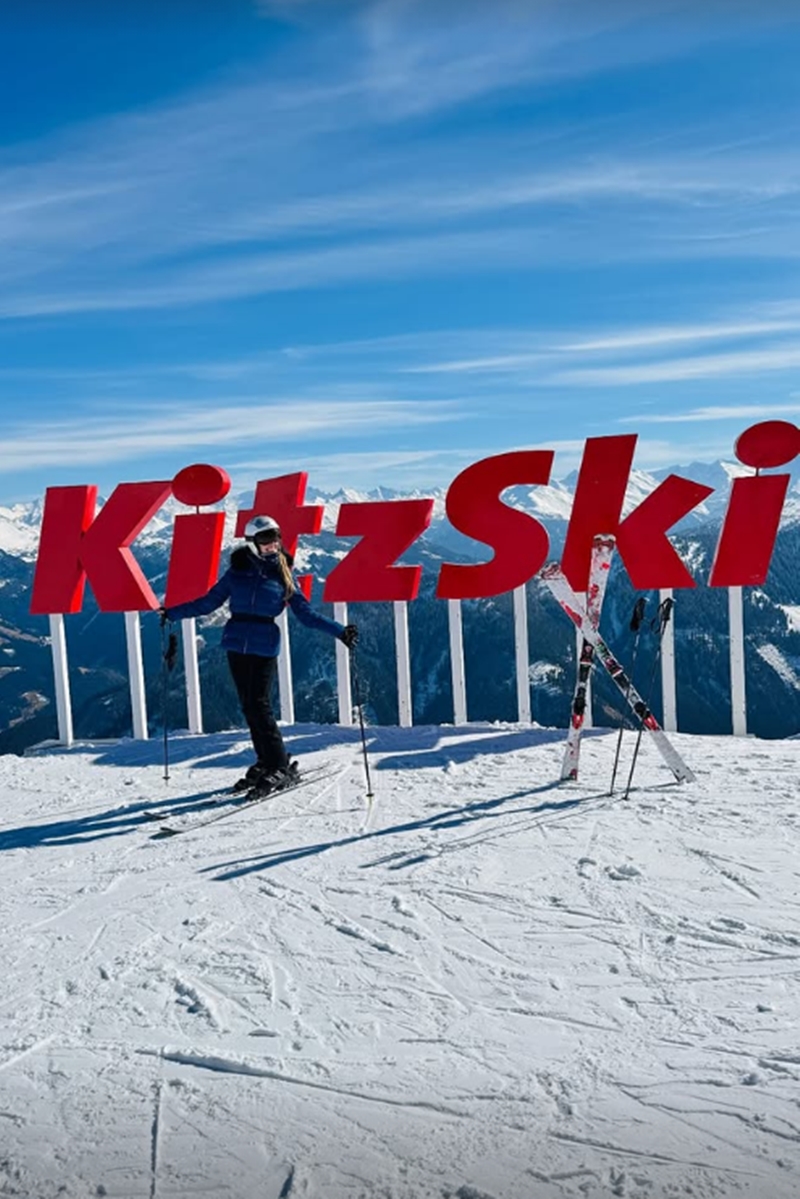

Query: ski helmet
left=244, top=514, right=281, bottom=554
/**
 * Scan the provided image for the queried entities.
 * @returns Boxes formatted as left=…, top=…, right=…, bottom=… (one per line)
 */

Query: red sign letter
left=236, top=472, right=323, bottom=599
left=323, top=500, right=434, bottom=602
left=31, top=481, right=171, bottom=614
left=235, top=472, right=323, bottom=557
left=436, top=451, right=553, bottom=600
left=561, top=435, right=713, bottom=590
left=710, top=421, right=800, bottom=586
left=30, top=485, right=97, bottom=615
left=164, top=464, right=231, bottom=607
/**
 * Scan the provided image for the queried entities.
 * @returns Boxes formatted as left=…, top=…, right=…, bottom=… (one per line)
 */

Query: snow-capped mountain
left=6, top=455, right=800, bottom=564
left=0, top=499, right=45, bottom=560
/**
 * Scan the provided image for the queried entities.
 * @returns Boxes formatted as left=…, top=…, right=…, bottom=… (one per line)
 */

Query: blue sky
left=2, top=0, right=800, bottom=505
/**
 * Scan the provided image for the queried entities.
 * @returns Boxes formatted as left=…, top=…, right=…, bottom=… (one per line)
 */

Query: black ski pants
left=227, top=651, right=288, bottom=773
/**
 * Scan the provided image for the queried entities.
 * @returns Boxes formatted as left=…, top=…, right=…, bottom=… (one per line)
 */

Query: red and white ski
left=561, top=534, right=614, bottom=781
left=542, top=562, right=694, bottom=785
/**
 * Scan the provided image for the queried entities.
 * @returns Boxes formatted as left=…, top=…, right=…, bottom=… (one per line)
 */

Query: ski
left=141, top=793, right=231, bottom=823
left=541, top=563, right=695, bottom=784
left=561, top=534, right=614, bottom=781
left=150, top=762, right=341, bottom=838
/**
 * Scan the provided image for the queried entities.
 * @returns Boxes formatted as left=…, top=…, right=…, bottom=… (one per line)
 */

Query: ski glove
left=340, top=623, right=359, bottom=649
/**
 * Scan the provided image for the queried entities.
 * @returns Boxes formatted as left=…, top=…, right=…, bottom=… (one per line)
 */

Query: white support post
left=575, top=592, right=592, bottom=729
left=513, top=584, right=531, bottom=723
left=48, top=614, right=74, bottom=747
left=334, top=601, right=352, bottom=725
left=276, top=609, right=295, bottom=725
left=181, top=618, right=203, bottom=735
left=448, top=599, right=467, bottom=725
left=729, top=586, right=747, bottom=736
left=659, top=588, right=677, bottom=732
left=394, top=601, right=412, bottom=727
left=124, top=612, right=148, bottom=740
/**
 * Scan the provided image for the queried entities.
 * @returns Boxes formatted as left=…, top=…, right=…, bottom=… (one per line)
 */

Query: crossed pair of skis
left=542, top=535, right=694, bottom=786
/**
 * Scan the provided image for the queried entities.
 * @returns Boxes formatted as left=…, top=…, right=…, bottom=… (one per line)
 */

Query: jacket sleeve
left=288, top=586, right=345, bottom=639
left=165, top=571, right=232, bottom=621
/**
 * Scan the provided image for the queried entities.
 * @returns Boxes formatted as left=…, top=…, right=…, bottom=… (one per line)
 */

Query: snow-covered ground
left=1, top=721, right=798, bottom=1199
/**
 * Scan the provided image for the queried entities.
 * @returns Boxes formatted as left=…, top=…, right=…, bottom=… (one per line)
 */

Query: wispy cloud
left=553, top=345, right=800, bottom=386
left=350, top=0, right=799, bottom=121
left=622, top=402, right=800, bottom=424
left=628, top=434, right=747, bottom=471
left=231, top=436, right=599, bottom=493
left=404, top=352, right=551, bottom=376
left=0, top=398, right=455, bottom=472
left=557, top=318, right=800, bottom=354
left=0, top=228, right=557, bottom=319
left=4, top=305, right=800, bottom=428
left=205, top=161, right=800, bottom=251
left=233, top=447, right=462, bottom=494
left=0, top=4, right=799, bottom=318
left=2, top=3, right=799, bottom=503
left=389, top=312, right=800, bottom=388
left=6, top=206, right=800, bottom=320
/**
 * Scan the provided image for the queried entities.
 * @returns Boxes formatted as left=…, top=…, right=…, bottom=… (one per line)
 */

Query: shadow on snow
left=0, top=787, right=234, bottom=849
left=200, top=779, right=610, bottom=883
left=5, top=724, right=610, bottom=852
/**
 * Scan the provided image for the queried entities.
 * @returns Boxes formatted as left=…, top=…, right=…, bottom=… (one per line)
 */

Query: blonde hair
left=278, top=549, right=295, bottom=599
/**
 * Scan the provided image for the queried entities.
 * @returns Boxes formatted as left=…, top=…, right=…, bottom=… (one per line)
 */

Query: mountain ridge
left=6, top=454, right=800, bottom=562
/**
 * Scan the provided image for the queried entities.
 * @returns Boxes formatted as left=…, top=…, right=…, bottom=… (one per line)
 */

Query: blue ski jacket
left=165, top=547, right=345, bottom=658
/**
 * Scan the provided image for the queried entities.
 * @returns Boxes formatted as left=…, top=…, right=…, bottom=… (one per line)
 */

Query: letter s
left=436, top=451, right=553, bottom=600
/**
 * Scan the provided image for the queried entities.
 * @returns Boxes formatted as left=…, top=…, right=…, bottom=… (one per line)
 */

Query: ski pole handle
left=630, top=596, right=647, bottom=631
left=652, top=596, right=674, bottom=632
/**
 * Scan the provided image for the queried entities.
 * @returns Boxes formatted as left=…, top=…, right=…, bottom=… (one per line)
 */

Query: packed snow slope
left=1, top=722, right=798, bottom=1199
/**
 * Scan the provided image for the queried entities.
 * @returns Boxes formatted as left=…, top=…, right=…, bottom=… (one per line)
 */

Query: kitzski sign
left=29, top=420, right=800, bottom=615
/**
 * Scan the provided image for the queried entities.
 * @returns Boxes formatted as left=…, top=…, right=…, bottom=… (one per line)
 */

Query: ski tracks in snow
left=0, top=727, right=799, bottom=1196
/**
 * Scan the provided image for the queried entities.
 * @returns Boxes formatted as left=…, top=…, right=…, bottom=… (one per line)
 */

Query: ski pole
left=623, top=597, right=674, bottom=800
left=350, top=648, right=374, bottom=804
left=160, top=616, right=178, bottom=782
left=609, top=596, right=647, bottom=794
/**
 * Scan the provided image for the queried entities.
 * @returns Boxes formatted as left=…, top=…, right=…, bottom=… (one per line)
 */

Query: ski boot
left=231, top=761, right=267, bottom=794
left=247, top=759, right=300, bottom=800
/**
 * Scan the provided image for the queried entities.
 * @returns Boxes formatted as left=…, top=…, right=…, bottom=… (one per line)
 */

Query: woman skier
left=161, top=514, right=358, bottom=798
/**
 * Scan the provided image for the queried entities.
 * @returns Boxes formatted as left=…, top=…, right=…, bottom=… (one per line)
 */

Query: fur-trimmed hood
left=230, top=546, right=295, bottom=572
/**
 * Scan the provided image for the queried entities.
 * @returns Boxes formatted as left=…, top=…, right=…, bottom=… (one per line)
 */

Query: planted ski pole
left=623, top=597, right=674, bottom=800
left=350, top=647, right=374, bottom=806
left=609, top=596, right=647, bottom=795
left=160, top=611, right=178, bottom=782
